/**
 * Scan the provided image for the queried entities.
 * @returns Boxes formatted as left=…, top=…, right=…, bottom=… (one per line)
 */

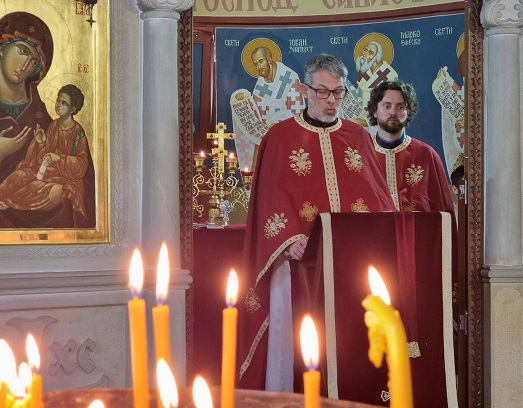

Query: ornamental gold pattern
left=408, top=341, right=421, bottom=358
left=351, top=198, right=369, bottom=212
left=403, top=202, right=417, bottom=211
left=299, top=201, right=318, bottom=222
left=244, top=288, right=262, bottom=313
left=289, top=148, right=312, bottom=176
left=264, top=213, right=288, bottom=237
left=344, top=147, right=363, bottom=172
left=405, top=164, right=424, bottom=185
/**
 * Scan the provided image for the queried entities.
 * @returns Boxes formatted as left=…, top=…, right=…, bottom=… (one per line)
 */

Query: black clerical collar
left=375, top=131, right=405, bottom=149
left=303, top=108, right=338, bottom=128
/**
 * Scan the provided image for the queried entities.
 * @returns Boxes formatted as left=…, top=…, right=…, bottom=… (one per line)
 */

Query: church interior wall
left=0, top=1, right=189, bottom=390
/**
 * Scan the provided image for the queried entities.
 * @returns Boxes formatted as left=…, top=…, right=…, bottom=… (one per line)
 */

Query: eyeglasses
left=305, top=83, right=347, bottom=99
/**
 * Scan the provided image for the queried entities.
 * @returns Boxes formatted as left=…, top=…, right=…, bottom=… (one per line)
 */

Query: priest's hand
left=288, top=238, right=307, bottom=261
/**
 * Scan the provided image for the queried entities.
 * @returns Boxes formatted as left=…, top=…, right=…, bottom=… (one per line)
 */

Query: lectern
left=297, top=212, right=458, bottom=408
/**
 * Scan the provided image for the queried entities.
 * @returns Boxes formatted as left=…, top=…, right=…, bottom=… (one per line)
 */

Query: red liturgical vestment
left=238, top=114, right=397, bottom=389
left=370, top=132, right=455, bottom=213
left=296, top=212, right=457, bottom=408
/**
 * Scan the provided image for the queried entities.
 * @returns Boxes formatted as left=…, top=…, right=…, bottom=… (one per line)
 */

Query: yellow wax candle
left=153, top=243, right=171, bottom=408
left=128, top=249, right=150, bottom=408
left=0, top=383, right=6, bottom=408
left=11, top=398, right=26, bottom=408
left=221, top=269, right=238, bottom=408
left=361, top=266, right=413, bottom=408
left=300, top=315, right=320, bottom=408
left=6, top=394, right=14, bottom=408
left=156, top=359, right=178, bottom=408
left=26, top=334, right=42, bottom=408
left=193, top=376, right=213, bottom=408
left=0, top=339, right=16, bottom=408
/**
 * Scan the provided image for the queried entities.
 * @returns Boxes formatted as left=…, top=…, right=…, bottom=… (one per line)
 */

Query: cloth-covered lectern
left=296, top=212, right=458, bottom=408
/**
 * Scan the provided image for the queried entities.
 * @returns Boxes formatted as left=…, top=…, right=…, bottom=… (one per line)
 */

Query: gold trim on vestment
left=294, top=114, right=342, bottom=212
left=371, top=133, right=412, bottom=211
left=239, top=314, right=270, bottom=380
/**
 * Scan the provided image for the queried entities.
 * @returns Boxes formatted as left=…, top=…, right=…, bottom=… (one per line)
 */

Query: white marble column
left=481, top=1, right=523, bottom=406
left=135, top=0, right=194, bottom=386
left=136, top=0, right=193, bottom=264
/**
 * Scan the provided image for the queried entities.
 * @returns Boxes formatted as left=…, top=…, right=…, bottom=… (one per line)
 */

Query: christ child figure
left=0, top=84, right=91, bottom=217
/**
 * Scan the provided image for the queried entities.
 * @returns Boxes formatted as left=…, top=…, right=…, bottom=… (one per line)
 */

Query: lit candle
left=26, top=335, right=42, bottom=408
left=11, top=363, right=31, bottom=408
left=240, top=167, right=253, bottom=184
left=361, top=266, right=413, bottom=408
left=220, top=269, right=238, bottom=408
left=156, top=359, right=178, bottom=408
left=0, top=340, right=16, bottom=408
left=88, top=400, right=104, bottom=408
left=193, top=376, right=213, bottom=408
left=194, top=151, right=205, bottom=169
left=128, top=249, right=149, bottom=408
left=153, top=243, right=171, bottom=408
left=226, top=153, right=237, bottom=170
left=300, top=315, right=320, bottom=408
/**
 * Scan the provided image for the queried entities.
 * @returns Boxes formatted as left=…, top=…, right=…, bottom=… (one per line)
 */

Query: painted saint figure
left=0, top=12, right=53, bottom=182
left=0, top=12, right=95, bottom=228
left=230, top=40, right=305, bottom=170
left=0, top=85, right=92, bottom=223
left=341, top=34, right=398, bottom=126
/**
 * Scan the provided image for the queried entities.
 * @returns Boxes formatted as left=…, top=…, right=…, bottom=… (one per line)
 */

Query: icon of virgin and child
left=0, top=11, right=96, bottom=228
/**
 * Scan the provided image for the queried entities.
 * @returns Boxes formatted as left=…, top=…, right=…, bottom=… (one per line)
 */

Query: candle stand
left=193, top=123, right=252, bottom=227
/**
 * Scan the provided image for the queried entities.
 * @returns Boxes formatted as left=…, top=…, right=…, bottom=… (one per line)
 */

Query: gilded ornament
left=351, top=198, right=369, bottom=212
left=344, top=147, right=363, bottom=172
left=289, top=148, right=312, bottom=176
left=403, top=202, right=417, bottom=212
left=407, top=341, right=421, bottom=358
left=264, top=213, right=288, bottom=237
left=244, top=288, right=262, bottom=313
left=299, top=201, right=318, bottom=222
left=405, top=164, right=424, bottom=185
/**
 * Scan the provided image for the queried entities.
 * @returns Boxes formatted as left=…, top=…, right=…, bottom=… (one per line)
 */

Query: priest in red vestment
left=238, top=54, right=397, bottom=391
left=365, top=80, right=455, bottom=214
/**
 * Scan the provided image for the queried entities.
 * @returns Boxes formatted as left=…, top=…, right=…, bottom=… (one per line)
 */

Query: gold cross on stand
left=206, top=122, right=236, bottom=174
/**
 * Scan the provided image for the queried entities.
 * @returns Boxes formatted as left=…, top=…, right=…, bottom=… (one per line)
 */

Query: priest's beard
left=377, top=115, right=405, bottom=135
left=356, top=55, right=378, bottom=74
left=308, top=103, right=339, bottom=124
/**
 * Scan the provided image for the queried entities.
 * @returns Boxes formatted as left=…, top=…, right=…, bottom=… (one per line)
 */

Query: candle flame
left=0, top=339, right=16, bottom=382
left=88, top=400, right=105, bottom=408
left=18, top=362, right=32, bottom=393
left=8, top=372, right=25, bottom=398
left=229, top=153, right=234, bottom=158
left=200, top=151, right=205, bottom=157
left=157, top=359, right=178, bottom=408
left=300, top=315, right=319, bottom=370
left=192, top=376, right=213, bottom=408
left=368, top=266, right=391, bottom=305
left=156, top=242, right=170, bottom=304
left=129, top=248, right=144, bottom=297
left=26, top=333, right=40, bottom=372
left=226, top=269, right=239, bottom=307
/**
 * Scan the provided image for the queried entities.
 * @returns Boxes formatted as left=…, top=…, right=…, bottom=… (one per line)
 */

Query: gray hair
left=367, top=41, right=383, bottom=64
left=303, top=54, right=348, bottom=85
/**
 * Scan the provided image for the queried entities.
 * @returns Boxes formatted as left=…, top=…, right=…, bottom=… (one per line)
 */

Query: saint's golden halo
left=241, top=38, right=283, bottom=78
left=456, top=32, right=465, bottom=57
left=353, top=32, right=394, bottom=65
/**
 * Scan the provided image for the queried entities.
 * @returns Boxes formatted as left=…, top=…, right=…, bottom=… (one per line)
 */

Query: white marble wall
left=0, top=0, right=192, bottom=390
left=481, top=0, right=523, bottom=406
